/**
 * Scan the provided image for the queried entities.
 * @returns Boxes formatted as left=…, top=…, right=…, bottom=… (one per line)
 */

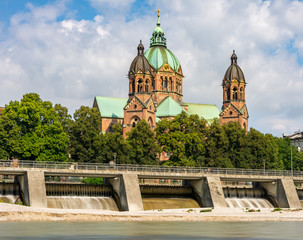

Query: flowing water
left=0, top=222, right=303, bottom=239
left=224, top=187, right=273, bottom=208
left=143, top=198, right=200, bottom=210
left=0, top=194, right=18, bottom=204
left=225, top=197, right=273, bottom=208
left=47, top=196, right=118, bottom=211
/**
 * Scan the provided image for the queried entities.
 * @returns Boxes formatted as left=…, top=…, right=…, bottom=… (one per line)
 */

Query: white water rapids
left=47, top=196, right=119, bottom=211
left=225, top=197, right=273, bottom=208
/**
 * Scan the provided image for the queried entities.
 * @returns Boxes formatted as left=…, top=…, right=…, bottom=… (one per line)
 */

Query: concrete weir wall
left=260, top=178, right=301, bottom=208
left=17, top=170, right=47, bottom=208
left=190, top=177, right=227, bottom=208
left=109, top=174, right=143, bottom=211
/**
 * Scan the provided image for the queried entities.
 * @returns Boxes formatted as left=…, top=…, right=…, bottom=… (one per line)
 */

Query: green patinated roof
left=186, top=103, right=219, bottom=123
left=156, top=97, right=186, bottom=117
left=144, top=46, right=180, bottom=71
left=95, top=96, right=127, bottom=118
left=94, top=96, right=219, bottom=123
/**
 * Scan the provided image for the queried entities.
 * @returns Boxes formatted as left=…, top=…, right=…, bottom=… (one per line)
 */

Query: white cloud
left=0, top=0, right=303, bottom=136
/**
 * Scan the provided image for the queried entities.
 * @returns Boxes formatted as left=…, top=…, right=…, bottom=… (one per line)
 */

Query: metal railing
left=0, top=159, right=302, bottom=177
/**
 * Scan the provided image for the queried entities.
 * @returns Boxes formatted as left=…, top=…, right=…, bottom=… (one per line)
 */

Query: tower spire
left=150, top=10, right=167, bottom=47
left=157, top=9, right=160, bottom=26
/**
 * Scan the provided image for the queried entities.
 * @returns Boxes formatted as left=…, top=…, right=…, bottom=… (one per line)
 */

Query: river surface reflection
left=0, top=222, right=302, bottom=240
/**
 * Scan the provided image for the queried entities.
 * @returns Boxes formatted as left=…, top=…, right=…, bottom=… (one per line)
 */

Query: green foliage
left=54, top=104, right=73, bottom=135
left=69, top=106, right=102, bottom=162
left=0, top=93, right=69, bottom=161
left=204, top=119, right=233, bottom=168
left=1, top=95, right=301, bottom=170
left=82, top=177, right=104, bottom=184
left=98, top=123, right=130, bottom=164
left=127, top=120, right=160, bottom=165
left=156, top=112, right=207, bottom=166
left=200, top=209, right=212, bottom=212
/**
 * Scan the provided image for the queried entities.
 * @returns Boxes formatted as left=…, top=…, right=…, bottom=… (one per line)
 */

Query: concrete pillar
left=261, top=179, right=301, bottom=208
left=17, top=170, right=47, bottom=208
left=190, top=176, right=227, bottom=208
left=109, top=174, right=143, bottom=211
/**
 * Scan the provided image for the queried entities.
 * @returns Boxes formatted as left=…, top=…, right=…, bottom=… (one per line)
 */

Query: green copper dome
left=144, top=10, right=181, bottom=71
left=144, top=46, right=180, bottom=71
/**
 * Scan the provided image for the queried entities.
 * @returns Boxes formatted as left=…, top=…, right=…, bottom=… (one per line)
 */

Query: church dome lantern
left=223, top=50, right=245, bottom=84
left=144, top=10, right=182, bottom=73
left=129, top=40, right=152, bottom=76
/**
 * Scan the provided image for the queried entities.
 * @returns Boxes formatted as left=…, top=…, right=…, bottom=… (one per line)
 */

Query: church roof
left=186, top=103, right=220, bottom=123
left=94, top=96, right=127, bottom=118
left=94, top=96, right=219, bottom=123
left=223, top=50, right=245, bottom=83
left=145, top=46, right=180, bottom=71
left=129, top=41, right=152, bottom=75
left=144, top=10, right=181, bottom=72
left=156, top=97, right=187, bottom=117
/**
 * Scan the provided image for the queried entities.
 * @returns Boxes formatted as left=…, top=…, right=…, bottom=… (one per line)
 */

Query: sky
left=0, top=0, right=303, bottom=137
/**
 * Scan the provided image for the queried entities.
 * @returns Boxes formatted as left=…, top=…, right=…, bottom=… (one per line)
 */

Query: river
left=0, top=222, right=302, bottom=239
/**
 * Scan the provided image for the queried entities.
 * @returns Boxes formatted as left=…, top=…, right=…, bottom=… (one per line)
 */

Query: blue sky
left=0, top=0, right=303, bottom=137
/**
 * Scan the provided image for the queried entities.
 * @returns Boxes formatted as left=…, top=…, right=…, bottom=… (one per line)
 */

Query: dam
left=1, top=160, right=303, bottom=211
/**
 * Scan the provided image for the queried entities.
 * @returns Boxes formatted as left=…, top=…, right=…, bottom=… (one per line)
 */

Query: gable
left=220, top=103, right=242, bottom=118
left=124, top=95, right=146, bottom=111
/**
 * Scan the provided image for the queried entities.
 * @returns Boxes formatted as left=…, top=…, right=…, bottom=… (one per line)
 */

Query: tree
left=69, top=106, right=102, bottom=162
left=204, top=119, right=233, bottom=168
left=0, top=93, right=69, bottom=161
left=222, top=122, right=248, bottom=168
left=54, top=104, right=73, bottom=135
left=127, top=120, right=160, bottom=165
left=156, top=112, right=207, bottom=166
left=99, top=123, right=130, bottom=164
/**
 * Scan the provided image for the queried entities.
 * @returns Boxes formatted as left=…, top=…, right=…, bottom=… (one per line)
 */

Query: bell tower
left=220, top=50, right=249, bottom=131
left=123, top=41, right=156, bottom=136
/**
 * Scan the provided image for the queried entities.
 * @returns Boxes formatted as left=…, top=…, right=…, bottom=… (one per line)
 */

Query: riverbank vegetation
left=0, top=93, right=302, bottom=170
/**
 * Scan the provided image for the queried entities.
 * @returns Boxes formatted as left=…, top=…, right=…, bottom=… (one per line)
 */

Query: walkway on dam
left=0, top=160, right=303, bottom=182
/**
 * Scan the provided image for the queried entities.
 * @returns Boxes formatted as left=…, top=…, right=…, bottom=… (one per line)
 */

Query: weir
left=140, top=183, right=201, bottom=210
left=2, top=161, right=303, bottom=211
left=45, top=182, right=119, bottom=211
left=223, top=186, right=275, bottom=208
left=0, top=181, right=20, bottom=204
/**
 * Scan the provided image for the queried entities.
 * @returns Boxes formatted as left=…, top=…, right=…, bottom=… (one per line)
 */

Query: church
left=93, top=11, right=248, bottom=135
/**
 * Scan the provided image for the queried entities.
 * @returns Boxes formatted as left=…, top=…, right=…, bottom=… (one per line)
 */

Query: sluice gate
left=0, top=181, right=21, bottom=204
left=46, top=183, right=113, bottom=197
left=139, top=184, right=201, bottom=210
left=45, top=183, right=119, bottom=211
left=223, top=186, right=275, bottom=208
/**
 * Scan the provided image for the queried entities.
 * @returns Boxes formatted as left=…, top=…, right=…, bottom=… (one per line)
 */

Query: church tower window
left=227, top=87, right=230, bottom=100
left=232, top=87, right=238, bottom=100
left=138, top=79, right=143, bottom=92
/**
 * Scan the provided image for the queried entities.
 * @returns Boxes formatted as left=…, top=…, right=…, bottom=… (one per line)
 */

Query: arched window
left=163, top=77, right=168, bottom=90
left=232, top=87, right=238, bottom=100
left=169, top=78, right=173, bottom=91
left=227, top=87, right=230, bottom=100
left=131, top=117, right=140, bottom=128
left=132, top=79, right=135, bottom=93
left=148, top=117, right=153, bottom=128
left=137, top=79, right=143, bottom=93
left=145, top=79, right=149, bottom=92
